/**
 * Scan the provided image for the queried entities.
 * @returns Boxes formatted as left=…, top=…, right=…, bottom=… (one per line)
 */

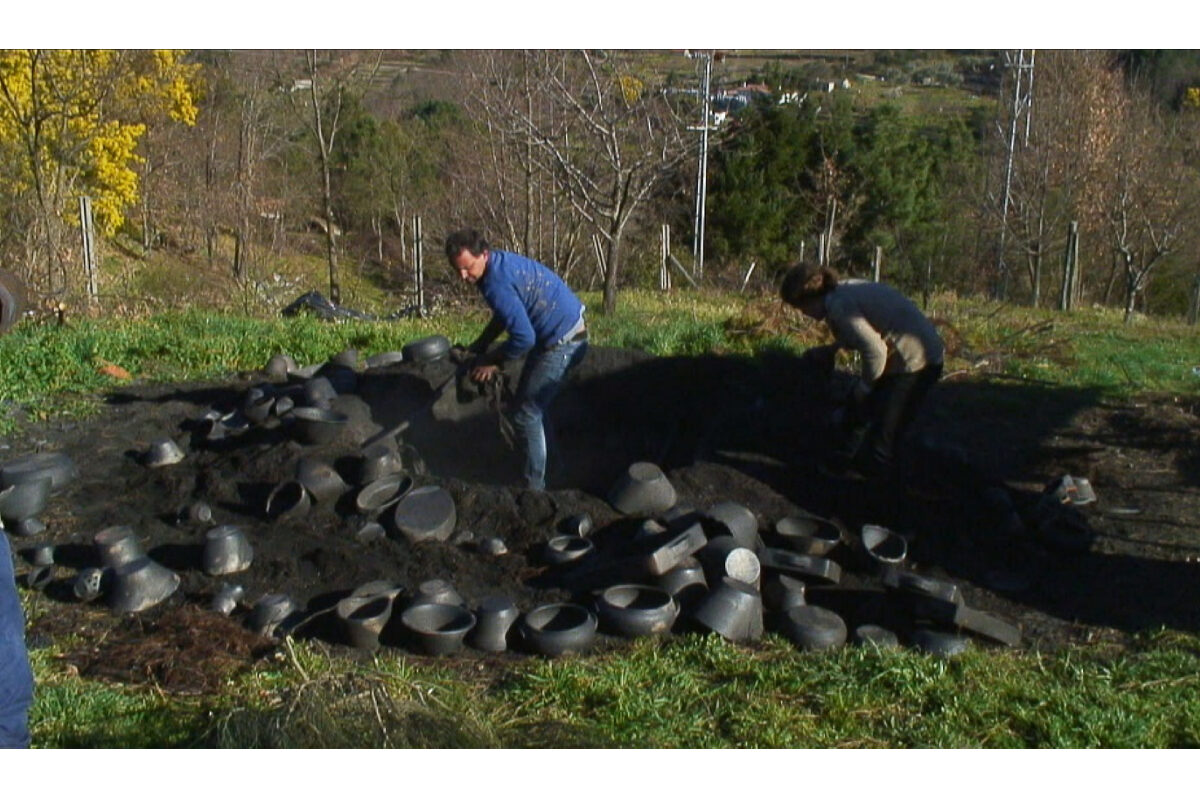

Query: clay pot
left=330, top=348, right=360, bottom=370
left=365, top=351, right=405, bottom=370
left=108, top=557, right=181, bottom=613
left=608, top=462, right=677, bottom=516
left=705, top=501, right=759, bottom=549
left=400, top=335, right=450, bottom=364
left=910, top=627, right=971, bottom=657
left=645, top=522, right=708, bottom=576
left=757, top=548, right=843, bottom=585
left=289, top=407, right=349, bottom=446
left=692, top=577, right=763, bottom=643
left=73, top=567, right=107, bottom=603
left=203, top=525, right=254, bottom=576
left=698, top=535, right=761, bottom=587
left=401, top=603, right=476, bottom=655
left=411, top=578, right=465, bottom=608
left=774, top=514, right=843, bottom=556
left=177, top=501, right=214, bottom=526
left=469, top=595, right=519, bottom=653
left=300, top=377, right=337, bottom=408
left=356, top=442, right=405, bottom=485
left=0, top=475, right=51, bottom=525
left=778, top=605, right=847, bottom=652
left=242, top=387, right=276, bottom=426
left=263, top=353, right=297, bottom=383
left=391, top=485, right=457, bottom=544
left=557, top=513, right=593, bottom=538
left=655, top=556, right=708, bottom=606
left=265, top=480, right=311, bottom=521
left=544, top=535, right=595, bottom=566
left=93, top=525, right=145, bottom=569
left=859, top=524, right=908, bottom=573
left=355, top=473, right=414, bottom=515
left=249, top=593, right=299, bottom=638
left=519, top=603, right=598, bottom=657
left=144, top=437, right=185, bottom=467
left=211, top=583, right=246, bottom=616
left=295, top=457, right=349, bottom=505
left=595, top=584, right=679, bottom=638
left=337, top=593, right=395, bottom=651
left=762, top=574, right=807, bottom=613
left=0, top=451, right=78, bottom=494
left=853, top=624, right=901, bottom=649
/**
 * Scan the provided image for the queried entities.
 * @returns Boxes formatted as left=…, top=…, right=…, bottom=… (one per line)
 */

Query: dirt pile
left=5, top=345, right=1200, bottom=687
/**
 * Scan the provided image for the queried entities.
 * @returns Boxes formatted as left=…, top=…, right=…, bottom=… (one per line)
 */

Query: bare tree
left=282, top=50, right=381, bottom=304
left=473, top=50, right=691, bottom=313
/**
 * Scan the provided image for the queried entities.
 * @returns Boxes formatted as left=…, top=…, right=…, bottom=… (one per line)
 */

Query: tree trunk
left=602, top=229, right=621, bottom=315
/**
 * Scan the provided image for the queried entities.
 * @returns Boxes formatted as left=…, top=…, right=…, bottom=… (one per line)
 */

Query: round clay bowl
left=596, top=584, right=679, bottom=638
left=0, top=451, right=78, bottom=494
left=401, top=334, right=451, bottom=364
left=557, top=513, right=594, bottom=538
left=520, top=603, right=598, bottom=657
left=779, top=605, right=847, bottom=652
left=356, top=473, right=414, bottom=515
left=265, top=480, right=311, bottom=521
left=391, top=485, right=457, bottom=544
left=289, top=406, right=349, bottom=446
left=203, top=525, right=254, bottom=576
left=774, top=515, right=843, bottom=556
left=608, top=462, right=677, bottom=516
left=350, top=579, right=405, bottom=601
left=544, top=535, right=595, bottom=566
left=401, top=602, right=476, bottom=656
left=860, top=524, right=908, bottom=571
left=698, top=535, right=761, bottom=586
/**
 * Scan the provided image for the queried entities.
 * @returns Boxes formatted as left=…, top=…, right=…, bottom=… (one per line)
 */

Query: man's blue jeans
left=512, top=338, right=588, bottom=490
left=0, top=531, right=33, bottom=748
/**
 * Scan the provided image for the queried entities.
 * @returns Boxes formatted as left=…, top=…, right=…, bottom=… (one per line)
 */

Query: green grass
left=26, top=628, right=1200, bottom=748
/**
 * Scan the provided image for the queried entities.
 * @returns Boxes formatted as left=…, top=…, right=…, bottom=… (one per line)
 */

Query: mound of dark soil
left=6, top=346, right=1200, bottom=689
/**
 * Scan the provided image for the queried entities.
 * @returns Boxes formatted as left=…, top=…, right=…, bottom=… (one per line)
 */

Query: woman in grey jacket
left=781, top=261, right=944, bottom=478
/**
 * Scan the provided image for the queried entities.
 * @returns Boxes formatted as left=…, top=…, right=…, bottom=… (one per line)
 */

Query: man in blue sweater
left=445, top=229, right=588, bottom=491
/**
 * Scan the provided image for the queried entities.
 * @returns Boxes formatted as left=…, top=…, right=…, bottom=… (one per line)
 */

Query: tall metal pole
left=997, top=49, right=1035, bottom=300
left=691, top=51, right=712, bottom=282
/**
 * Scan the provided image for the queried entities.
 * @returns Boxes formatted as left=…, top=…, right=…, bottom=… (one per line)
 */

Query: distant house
left=712, top=83, right=772, bottom=113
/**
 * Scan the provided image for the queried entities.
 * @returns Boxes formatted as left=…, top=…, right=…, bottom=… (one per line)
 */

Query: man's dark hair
left=445, top=229, right=489, bottom=263
left=780, top=261, right=839, bottom=306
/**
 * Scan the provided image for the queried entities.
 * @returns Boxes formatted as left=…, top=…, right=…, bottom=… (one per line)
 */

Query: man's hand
left=470, top=363, right=500, bottom=384
left=800, top=343, right=838, bottom=375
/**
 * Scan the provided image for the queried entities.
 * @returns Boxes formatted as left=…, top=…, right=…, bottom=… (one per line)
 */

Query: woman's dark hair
left=780, top=261, right=839, bottom=306
left=444, top=229, right=489, bottom=262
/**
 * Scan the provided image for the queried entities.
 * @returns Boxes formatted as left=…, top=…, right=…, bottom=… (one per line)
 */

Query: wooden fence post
left=872, top=246, right=882, bottom=282
left=660, top=224, right=672, bottom=292
left=1187, top=273, right=1200, bottom=326
left=412, top=215, right=425, bottom=317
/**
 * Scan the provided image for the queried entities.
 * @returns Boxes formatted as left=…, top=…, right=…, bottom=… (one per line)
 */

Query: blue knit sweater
left=477, top=249, right=584, bottom=361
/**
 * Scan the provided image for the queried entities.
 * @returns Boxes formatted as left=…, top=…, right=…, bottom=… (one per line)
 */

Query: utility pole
left=688, top=50, right=714, bottom=282
left=996, top=49, right=1035, bottom=301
